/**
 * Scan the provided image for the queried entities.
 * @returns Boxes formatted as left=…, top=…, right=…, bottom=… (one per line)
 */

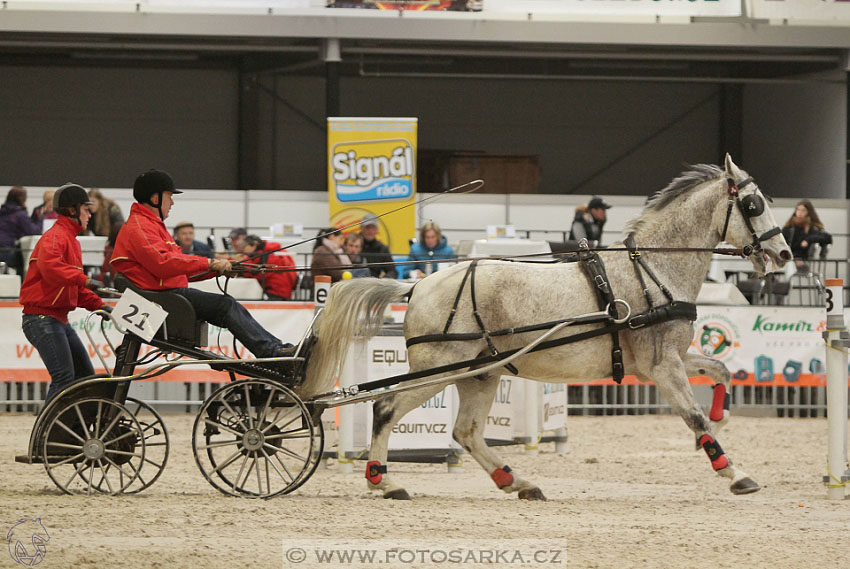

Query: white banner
left=484, top=376, right=516, bottom=442
left=542, top=383, right=567, bottom=432
left=749, top=0, right=850, bottom=23
left=689, top=305, right=828, bottom=386
left=485, top=0, right=741, bottom=17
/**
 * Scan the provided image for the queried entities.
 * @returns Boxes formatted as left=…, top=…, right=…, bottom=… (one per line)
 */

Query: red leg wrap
left=699, top=434, right=729, bottom=471
left=709, top=384, right=728, bottom=422
left=365, top=461, right=386, bottom=485
left=491, top=465, right=514, bottom=489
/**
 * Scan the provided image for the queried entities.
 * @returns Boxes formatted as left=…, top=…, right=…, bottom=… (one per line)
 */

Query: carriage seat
left=113, top=274, right=208, bottom=348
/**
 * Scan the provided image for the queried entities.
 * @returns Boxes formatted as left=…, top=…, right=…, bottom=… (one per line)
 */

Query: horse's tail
left=300, top=278, right=415, bottom=397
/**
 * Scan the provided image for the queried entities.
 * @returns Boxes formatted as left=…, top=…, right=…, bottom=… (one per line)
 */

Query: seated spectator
left=359, top=214, right=397, bottom=278
left=31, top=189, right=59, bottom=227
left=0, top=186, right=41, bottom=275
left=86, top=188, right=124, bottom=237
left=240, top=234, right=297, bottom=300
left=782, top=199, right=832, bottom=270
left=227, top=227, right=248, bottom=254
left=310, top=227, right=352, bottom=283
left=111, top=169, right=296, bottom=361
left=173, top=221, right=214, bottom=259
left=342, top=232, right=371, bottom=278
left=406, top=221, right=455, bottom=279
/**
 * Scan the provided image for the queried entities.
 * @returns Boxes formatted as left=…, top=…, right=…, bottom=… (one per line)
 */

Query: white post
left=823, top=278, right=848, bottom=500
left=523, top=380, right=539, bottom=455
left=336, top=341, right=360, bottom=475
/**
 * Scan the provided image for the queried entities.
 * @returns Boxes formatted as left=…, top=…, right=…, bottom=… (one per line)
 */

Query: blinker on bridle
left=719, top=176, right=781, bottom=257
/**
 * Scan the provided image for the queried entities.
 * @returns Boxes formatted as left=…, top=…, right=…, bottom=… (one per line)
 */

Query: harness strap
left=468, top=260, right=519, bottom=375
left=443, top=260, right=476, bottom=334
left=624, top=234, right=674, bottom=304
left=343, top=302, right=697, bottom=395
left=407, top=311, right=613, bottom=348
left=578, top=247, right=624, bottom=383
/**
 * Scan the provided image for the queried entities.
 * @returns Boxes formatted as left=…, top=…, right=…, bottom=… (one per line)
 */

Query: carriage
left=15, top=156, right=793, bottom=500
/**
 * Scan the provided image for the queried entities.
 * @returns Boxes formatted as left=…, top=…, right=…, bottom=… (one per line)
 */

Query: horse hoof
left=518, top=488, right=547, bottom=501
left=730, top=477, right=761, bottom=495
left=384, top=489, right=411, bottom=500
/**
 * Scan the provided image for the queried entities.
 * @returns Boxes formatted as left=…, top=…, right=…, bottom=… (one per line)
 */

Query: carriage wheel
left=192, top=378, right=323, bottom=498
left=42, top=398, right=146, bottom=495
left=113, top=397, right=169, bottom=494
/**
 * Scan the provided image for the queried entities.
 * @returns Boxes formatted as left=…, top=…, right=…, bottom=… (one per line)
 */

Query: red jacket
left=243, top=242, right=297, bottom=299
left=111, top=203, right=212, bottom=290
left=19, top=215, right=105, bottom=324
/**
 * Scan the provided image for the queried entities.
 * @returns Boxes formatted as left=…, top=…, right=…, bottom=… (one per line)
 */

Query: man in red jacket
left=111, top=170, right=294, bottom=360
left=20, top=184, right=110, bottom=402
left=239, top=235, right=297, bottom=300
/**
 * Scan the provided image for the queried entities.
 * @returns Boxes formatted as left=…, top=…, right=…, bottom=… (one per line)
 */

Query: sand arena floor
left=2, top=412, right=848, bottom=569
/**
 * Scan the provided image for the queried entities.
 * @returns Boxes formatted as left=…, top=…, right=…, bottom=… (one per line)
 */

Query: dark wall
left=0, top=65, right=239, bottom=188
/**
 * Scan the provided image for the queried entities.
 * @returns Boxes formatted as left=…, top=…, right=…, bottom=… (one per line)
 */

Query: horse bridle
left=719, top=176, right=782, bottom=257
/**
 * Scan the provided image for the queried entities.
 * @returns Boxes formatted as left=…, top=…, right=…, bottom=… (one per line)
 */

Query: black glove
left=85, top=278, right=105, bottom=291
left=99, top=304, right=113, bottom=313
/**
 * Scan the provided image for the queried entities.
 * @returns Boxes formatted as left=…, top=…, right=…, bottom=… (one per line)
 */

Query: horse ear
left=724, top=153, right=741, bottom=178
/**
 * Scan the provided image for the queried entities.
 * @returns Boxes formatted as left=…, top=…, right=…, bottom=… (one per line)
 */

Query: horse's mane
left=626, top=163, right=723, bottom=233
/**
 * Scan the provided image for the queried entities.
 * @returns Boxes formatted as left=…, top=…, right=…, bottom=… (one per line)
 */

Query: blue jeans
left=169, top=288, right=285, bottom=358
left=22, top=314, right=94, bottom=402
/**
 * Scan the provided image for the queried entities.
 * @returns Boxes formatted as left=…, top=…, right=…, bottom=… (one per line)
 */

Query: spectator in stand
left=0, top=186, right=42, bottom=275
left=111, top=169, right=296, bottom=361
left=359, top=214, right=397, bottom=279
left=30, top=189, right=58, bottom=227
left=569, top=196, right=611, bottom=248
left=341, top=232, right=371, bottom=278
left=782, top=199, right=832, bottom=269
left=19, top=184, right=110, bottom=402
left=310, top=227, right=352, bottom=283
left=406, top=221, right=455, bottom=279
left=239, top=234, right=297, bottom=300
left=173, top=221, right=214, bottom=259
left=86, top=188, right=124, bottom=238
left=227, top=227, right=248, bottom=254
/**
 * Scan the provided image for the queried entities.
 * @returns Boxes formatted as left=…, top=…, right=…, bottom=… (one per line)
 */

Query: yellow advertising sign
left=327, top=117, right=417, bottom=255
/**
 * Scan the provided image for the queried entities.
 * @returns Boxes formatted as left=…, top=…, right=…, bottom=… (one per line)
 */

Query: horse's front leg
left=683, top=352, right=732, bottom=434
left=453, top=373, right=546, bottom=500
left=367, top=385, right=445, bottom=500
left=650, top=356, right=760, bottom=495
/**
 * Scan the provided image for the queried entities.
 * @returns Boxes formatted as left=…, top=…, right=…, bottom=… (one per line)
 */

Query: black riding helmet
left=53, top=183, right=94, bottom=223
left=133, top=169, right=182, bottom=220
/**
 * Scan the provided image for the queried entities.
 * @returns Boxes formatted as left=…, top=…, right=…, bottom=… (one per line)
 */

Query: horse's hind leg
left=650, top=356, right=760, bottom=495
left=367, top=384, right=445, bottom=500
left=453, top=373, right=546, bottom=500
left=683, top=353, right=732, bottom=434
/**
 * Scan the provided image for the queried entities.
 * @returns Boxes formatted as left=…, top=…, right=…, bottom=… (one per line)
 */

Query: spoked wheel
left=117, top=397, right=169, bottom=493
left=42, top=397, right=146, bottom=495
left=192, top=378, right=323, bottom=498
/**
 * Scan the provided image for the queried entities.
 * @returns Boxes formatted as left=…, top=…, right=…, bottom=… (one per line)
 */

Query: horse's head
left=720, top=154, right=792, bottom=275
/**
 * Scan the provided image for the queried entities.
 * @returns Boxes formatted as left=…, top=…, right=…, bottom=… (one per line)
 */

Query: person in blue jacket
left=406, top=221, right=455, bottom=279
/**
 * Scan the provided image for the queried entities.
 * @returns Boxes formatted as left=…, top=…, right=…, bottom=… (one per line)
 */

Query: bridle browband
left=719, top=176, right=781, bottom=257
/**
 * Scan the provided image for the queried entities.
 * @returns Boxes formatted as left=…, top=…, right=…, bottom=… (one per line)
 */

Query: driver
left=19, top=184, right=111, bottom=402
left=110, top=170, right=295, bottom=361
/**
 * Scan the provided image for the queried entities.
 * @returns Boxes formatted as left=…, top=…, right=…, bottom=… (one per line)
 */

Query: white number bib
left=112, top=289, right=169, bottom=342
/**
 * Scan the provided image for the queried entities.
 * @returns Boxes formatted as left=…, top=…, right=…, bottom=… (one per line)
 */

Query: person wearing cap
left=19, top=183, right=111, bottom=402
left=569, top=196, right=611, bottom=248
left=359, top=214, right=397, bottom=279
left=111, top=170, right=295, bottom=361
left=227, top=227, right=248, bottom=254
left=173, top=221, right=214, bottom=259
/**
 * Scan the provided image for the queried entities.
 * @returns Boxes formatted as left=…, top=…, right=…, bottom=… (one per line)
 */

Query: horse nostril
left=780, top=250, right=791, bottom=261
